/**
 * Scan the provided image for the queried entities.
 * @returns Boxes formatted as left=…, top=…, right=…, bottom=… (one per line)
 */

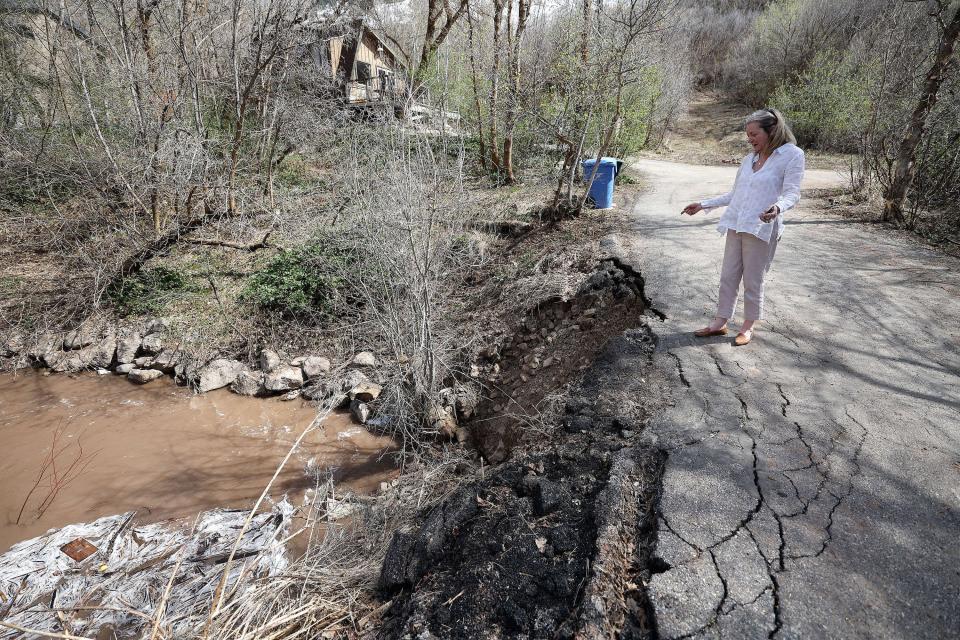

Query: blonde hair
left=745, top=108, right=796, bottom=153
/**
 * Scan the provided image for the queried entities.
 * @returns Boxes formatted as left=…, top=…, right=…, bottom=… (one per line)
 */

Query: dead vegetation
left=0, top=0, right=678, bottom=635
left=0, top=173, right=654, bottom=638
left=15, top=420, right=99, bottom=527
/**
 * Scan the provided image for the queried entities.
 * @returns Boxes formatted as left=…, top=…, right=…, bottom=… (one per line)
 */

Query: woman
left=682, top=108, right=805, bottom=346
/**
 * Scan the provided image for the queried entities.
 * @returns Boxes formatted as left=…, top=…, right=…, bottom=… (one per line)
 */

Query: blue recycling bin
left=582, top=157, right=619, bottom=209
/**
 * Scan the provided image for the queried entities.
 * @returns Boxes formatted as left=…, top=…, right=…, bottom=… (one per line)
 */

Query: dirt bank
left=370, top=265, right=672, bottom=638
left=642, top=91, right=850, bottom=171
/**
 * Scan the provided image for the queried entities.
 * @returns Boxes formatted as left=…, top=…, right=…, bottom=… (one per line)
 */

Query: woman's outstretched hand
left=682, top=202, right=703, bottom=216
left=759, top=204, right=780, bottom=222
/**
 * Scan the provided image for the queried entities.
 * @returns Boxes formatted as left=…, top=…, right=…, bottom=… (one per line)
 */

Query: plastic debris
left=0, top=500, right=292, bottom=639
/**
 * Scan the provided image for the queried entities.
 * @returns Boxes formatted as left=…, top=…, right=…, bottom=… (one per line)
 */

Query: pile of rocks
left=3, top=319, right=172, bottom=381
left=4, top=321, right=487, bottom=437
left=1, top=320, right=382, bottom=407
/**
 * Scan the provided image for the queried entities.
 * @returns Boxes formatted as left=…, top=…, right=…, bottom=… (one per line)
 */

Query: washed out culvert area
left=372, top=259, right=672, bottom=639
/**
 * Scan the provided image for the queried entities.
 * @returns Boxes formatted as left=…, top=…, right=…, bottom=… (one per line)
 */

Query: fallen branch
left=466, top=219, right=534, bottom=238
left=117, top=201, right=225, bottom=279
left=0, top=620, right=93, bottom=640
left=188, top=232, right=273, bottom=251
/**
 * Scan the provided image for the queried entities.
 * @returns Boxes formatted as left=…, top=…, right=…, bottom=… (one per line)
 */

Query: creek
left=0, top=370, right=397, bottom=553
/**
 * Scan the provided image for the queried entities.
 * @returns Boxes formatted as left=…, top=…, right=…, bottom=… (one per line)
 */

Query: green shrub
left=771, top=50, right=871, bottom=152
left=242, top=240, right=356, bottom=319
left=612, top=66, right=662, bottom=157
left=107, top=267, right=187, bottom=316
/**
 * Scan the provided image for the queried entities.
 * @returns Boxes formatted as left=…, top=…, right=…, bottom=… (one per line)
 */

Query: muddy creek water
left=0, top=370, right=397, bottom=553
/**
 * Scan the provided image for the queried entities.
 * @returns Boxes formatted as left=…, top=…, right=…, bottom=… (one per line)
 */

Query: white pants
left=716, top=221, right=780, bottom=322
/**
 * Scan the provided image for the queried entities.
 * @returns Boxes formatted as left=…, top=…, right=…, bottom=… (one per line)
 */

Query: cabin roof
left=363, top=26, right=406, bottom=69
left=318, top=17, right=407, bottom=71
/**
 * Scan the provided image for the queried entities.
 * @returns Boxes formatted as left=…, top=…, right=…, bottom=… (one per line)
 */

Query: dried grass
left=201, top=447, right=474, bottom=640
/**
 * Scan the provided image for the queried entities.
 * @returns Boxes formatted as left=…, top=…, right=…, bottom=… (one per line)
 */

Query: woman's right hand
left=682, top=202, right=703, bottom=216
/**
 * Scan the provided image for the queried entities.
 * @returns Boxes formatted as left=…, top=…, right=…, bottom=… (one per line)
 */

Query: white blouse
left=701, top=143, right=805, bottom=243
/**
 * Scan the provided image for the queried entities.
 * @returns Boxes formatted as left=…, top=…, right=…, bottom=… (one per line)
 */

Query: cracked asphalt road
left=612, top=158, right=960, bottom=639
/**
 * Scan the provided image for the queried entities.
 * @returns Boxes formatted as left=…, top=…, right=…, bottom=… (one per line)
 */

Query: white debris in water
left=0, top=501, right=292, bottom=639
left=120, top=398, right=144, bottom=406
left=337, top=427, right=363, bottom=441
left=240, top=422, right=272, bottom=439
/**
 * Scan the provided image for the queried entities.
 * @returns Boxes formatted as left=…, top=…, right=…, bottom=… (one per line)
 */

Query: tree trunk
left=488, top=0, right=506, bottom=172
left=580, top=0, right=590, bottom=66
left=882, top=3, right=960, bottom=225
left=502, top=0, right=530, bottom=184
left=415, top=0, right=470, bottom=89
left=466, top=4, right=488, bottom=170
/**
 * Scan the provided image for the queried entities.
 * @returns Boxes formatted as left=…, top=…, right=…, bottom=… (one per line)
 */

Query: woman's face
left=746, top=122, right=770, bottom=154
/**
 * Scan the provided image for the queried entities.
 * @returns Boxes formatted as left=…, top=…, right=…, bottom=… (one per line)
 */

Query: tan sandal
left=734, top=331, right=753, bottom=346
left=694, top=325, right=728, bottom=337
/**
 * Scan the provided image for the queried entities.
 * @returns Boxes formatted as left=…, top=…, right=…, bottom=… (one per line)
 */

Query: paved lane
left=611, top=158, right=960, bottom=639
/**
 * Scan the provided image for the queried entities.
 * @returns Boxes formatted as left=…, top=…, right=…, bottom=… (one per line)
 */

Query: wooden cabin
left=328, top=23, right=408, bottom=106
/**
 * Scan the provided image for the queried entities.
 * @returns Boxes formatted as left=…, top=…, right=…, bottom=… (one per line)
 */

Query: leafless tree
left=547, top=0, right=684, bottom=214
left=0, top=0, right=353, bottom=321
left=883, top=0, right=960, bottom=223
left=417, top=0, right=471, bottom=84
left=343, top=127, right=480, bottom=445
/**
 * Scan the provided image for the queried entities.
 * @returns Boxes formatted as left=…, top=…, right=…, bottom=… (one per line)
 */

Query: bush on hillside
left=242, top=239, right=357, bottom=320
left=770, top=50, right=870, bottom=152
left=106, top=267, right=187, bottom=317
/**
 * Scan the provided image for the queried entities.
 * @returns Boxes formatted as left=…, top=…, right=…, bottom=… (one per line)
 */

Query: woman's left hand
left=760, top=205, right=779, bottom=223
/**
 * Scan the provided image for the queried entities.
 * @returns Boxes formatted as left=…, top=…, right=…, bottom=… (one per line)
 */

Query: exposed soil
left=470, top=258, right=654, bottom=463
left=640, top=90, right=850, bottom=171
left=372, top=267, right=672, bottom=638
left=0, top=168, right=663, bottom=637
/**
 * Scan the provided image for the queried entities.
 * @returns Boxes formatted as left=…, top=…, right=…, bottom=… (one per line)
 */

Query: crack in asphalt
left=776, top=383, right=791, bottom=417
left=660, top=513, right=702, bottom=554
left=709, top=351, right=727, bottom=377
left=709, top=549, right=730, bottom=625
left=787, top=411, right=867, bottom=562
left=671, top=394, right=786, bottom=640
left=703, top=396, right=763, bottom=554
left=670, top=352, right=691, bottom=388
left=653, top=375, right=873, bottom=639
left=777, top=420, right=823, bottom=518
left=671, top=549, right=729, bottom=640
left=764, top=323, right=801, bottom=349
left=737, top=395, right=785, bottom=637
left=649, top=333, right=879, bottom=639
